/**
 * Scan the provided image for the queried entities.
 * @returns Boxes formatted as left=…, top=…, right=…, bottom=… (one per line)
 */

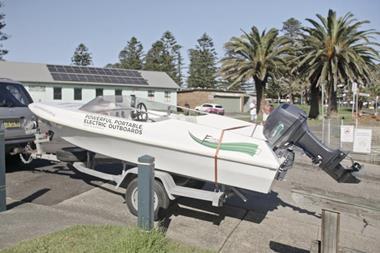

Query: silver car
left=0, top=79, right=37, bottom=154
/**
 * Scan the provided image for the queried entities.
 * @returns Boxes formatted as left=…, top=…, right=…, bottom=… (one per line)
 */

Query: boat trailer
left=19, top=130, right=249, bottom=219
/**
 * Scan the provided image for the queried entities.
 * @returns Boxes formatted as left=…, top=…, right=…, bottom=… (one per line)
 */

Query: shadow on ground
left=160, top=187, right=320, bottom=230
left=269, top=241, right=310, bottom=253
left=6, top=188, right=51, bottom=210
left=5, top=156, right=123, bottom=208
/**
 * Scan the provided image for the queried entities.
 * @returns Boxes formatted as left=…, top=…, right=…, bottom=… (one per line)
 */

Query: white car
left=195, top=103, right=225, bottom=115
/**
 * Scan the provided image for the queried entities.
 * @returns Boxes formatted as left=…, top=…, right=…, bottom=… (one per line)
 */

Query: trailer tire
left=125, top=178, right=170, bottom=221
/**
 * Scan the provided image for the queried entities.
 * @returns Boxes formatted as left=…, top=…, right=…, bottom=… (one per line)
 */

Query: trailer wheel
left=125, top=178, right=170, bottom=221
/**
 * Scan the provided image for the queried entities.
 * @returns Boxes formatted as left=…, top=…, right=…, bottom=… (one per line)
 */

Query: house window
left=53, top=87, right=62, bottom=100
left=96, top=88, right=103, bottom=97
left=148, top=90, right=155, bottom=97
left=164, top=91, right=171, bottom=102
left=115, top=89, right=122, bottom=96
left=74, top=88, right=82, bottom=100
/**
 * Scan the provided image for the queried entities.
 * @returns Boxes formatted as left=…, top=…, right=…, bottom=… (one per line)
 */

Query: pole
left=376, top=96, right=378, bottom=116
left=321, top=209, right=340, bottom=253
left=340, top=119, right=343, bottom=149
left=351, top=82, right=357, bottom=119
left=355, top=91, right=359, bottom=128
left=137, top=155, right=154, bottom=231
left=327, top=119, right=331, bottom=146
left=0, top=120, right=6, bottom=212
left=321, top=83, right=325, bottom=143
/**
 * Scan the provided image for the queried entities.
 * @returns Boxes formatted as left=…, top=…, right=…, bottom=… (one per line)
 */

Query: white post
left=321, top=83, right=325, bottom=143
left=340, top=119, right=343, bottom=149
left=355, top=91, right=359, bottom=128
left=327, top=119, right=331, bottom=146
left=352, top=82, right=357, bottom=120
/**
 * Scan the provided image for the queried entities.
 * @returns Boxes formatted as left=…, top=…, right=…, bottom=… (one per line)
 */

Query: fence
left=310, top=118, right=380, bottom=164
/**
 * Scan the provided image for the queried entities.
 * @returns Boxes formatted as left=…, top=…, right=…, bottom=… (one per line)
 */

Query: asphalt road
left=5, top=156, right=107, bottom=207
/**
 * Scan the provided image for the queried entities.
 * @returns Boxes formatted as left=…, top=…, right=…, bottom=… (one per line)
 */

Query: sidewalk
left=1, top=158, right=380, bottom=252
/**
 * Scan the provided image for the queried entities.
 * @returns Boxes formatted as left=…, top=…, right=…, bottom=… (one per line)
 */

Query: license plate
left=4, top=120, right=21, bottom=129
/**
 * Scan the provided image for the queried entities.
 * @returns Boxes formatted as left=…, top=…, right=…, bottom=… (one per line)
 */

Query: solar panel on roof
left=72, top=68, right=81, bottom=73
left=104, top=69, right=113, bottom=75
left=87, top=75, right=96, bottom=82
left=47, top=64, right=148, bottom=85
left=56, top=66, right=65, bottom=72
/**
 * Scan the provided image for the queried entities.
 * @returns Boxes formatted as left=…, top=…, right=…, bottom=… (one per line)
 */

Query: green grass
left=0, top=225, right=213, bottom=253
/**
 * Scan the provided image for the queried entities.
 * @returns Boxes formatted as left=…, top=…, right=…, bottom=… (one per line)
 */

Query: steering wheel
left=131, top=102, right=148, bottom=122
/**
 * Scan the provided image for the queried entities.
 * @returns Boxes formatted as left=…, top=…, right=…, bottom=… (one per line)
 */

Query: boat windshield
left=79, top=95, right=206, bottom=122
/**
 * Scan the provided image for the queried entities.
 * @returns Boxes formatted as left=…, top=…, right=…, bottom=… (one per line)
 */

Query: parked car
left=0, top=79, right=37, bottom=154
left=195, top=103, right=225, bottom=115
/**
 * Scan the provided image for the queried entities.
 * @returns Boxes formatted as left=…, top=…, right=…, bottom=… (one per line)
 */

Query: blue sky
left=2, top=0, right=380, bottom=70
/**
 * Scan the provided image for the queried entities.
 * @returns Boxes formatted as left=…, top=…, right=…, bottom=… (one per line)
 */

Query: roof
left=0, top=61, right=179, bottom=90
left=178, top=88, right=247, bottom=94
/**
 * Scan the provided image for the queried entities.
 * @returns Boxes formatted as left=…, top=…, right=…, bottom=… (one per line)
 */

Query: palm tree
left=296, top=9, right=379, bottom=118
left=220, top=26, right=290, bottom=114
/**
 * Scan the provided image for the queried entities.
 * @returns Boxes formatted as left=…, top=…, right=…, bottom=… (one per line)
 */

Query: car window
left=202, top=104, right=212, bottom=108
left=215, top=105, right=223, bottom=108
left=0, top=83, right=32, bottom=107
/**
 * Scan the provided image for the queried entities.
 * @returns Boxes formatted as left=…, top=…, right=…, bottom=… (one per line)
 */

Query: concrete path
left=1, top=156, right=379, bottom=252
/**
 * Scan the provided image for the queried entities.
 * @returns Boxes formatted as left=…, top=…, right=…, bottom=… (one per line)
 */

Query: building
left=177, top=88, right=254, bottom=113
left=0, top=61, right=179, bottom=105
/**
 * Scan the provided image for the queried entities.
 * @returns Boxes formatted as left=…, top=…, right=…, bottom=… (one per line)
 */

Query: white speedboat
left=29, top=95, right=283, bottom=193
left=29, top=96, right=360, bottom=195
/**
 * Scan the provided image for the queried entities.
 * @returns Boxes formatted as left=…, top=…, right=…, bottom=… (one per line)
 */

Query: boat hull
left=53, top=124, right=277, bottom=193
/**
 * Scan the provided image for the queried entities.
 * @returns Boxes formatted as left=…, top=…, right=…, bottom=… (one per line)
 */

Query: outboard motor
left=264, top=104, right=361, bottom=183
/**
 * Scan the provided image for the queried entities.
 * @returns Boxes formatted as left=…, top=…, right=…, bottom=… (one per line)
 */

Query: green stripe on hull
left=189, top=132, right=258, bottom=156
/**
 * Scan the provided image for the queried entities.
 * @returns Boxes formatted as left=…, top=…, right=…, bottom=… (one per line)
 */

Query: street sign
left=340, top=125, right=354, bottom=143
left=353, top=128, right=372, bottom=154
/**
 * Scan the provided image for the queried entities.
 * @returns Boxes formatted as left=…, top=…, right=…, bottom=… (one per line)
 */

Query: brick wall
left=177, top=91, right=214, bottom=109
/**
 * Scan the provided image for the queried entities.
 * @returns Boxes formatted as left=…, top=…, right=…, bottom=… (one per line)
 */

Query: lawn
left=0, top=225, right=213, bottom=253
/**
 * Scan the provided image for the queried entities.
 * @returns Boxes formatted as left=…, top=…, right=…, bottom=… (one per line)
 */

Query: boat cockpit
left=79, top=95, right=206, bottom=123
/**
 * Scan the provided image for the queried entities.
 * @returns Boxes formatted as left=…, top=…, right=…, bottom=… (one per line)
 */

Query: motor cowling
left=263, top=104, right=360, bottom=183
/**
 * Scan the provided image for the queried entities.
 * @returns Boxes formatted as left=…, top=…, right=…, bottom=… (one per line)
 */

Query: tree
left=368, top=65, right=380, bottom=97
left=144, top=31, right=183, bottom=85
left=119, top=37, right=144, bottom=70
left=104, top=63, right=121, bottom=68
left=71, top=43, right=92, bottom=66
left=220, top=26, right=291, bottom=114
left=282, top=18, right=303, bottom=42
left=296, top=10, right=379, bottom=118
left=144, top=40, right=166, bottom=71
left=187, top=33, right=218, bottom=88
left=0, top=1, right=8, bottom=60
left=281, top=18, right=306, bottom=104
